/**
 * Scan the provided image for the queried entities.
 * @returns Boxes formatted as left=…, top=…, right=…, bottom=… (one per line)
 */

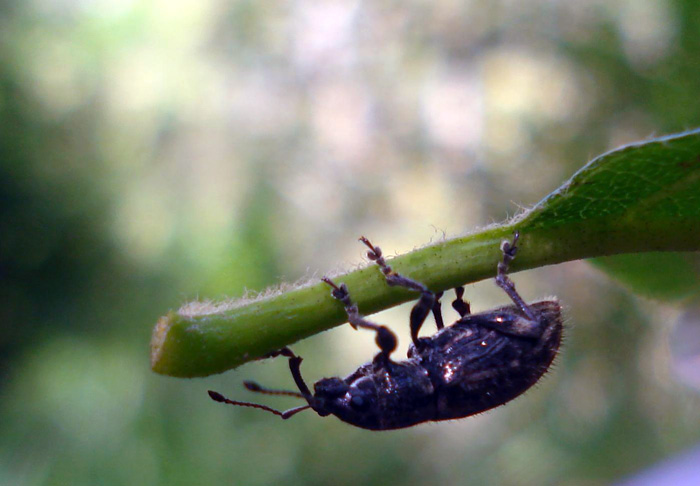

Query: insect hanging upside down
left=208, top=232, right=563, bottom=430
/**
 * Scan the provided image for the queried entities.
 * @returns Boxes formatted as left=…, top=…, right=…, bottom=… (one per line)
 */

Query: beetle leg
left=261, top=347, right=315, bottom=398
left=495, top=232, right=538, bottom=322
left=323, top=277, right=398, bottom=361
left=451, top=286, right=471, bottom=317
left=359, top=236, right=437, bottom=345
left=432, top=291, right=445, bottom=330
left=259, top=347, right=318, bottom=402
left=207, top=347, right=316, bottom=419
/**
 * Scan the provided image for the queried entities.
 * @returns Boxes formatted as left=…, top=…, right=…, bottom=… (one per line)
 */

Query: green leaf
left=151, top=129, right=700, bottom=377
left=590, top=253, right=700, bottom=301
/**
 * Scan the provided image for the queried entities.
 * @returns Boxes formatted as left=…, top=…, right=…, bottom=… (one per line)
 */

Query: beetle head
left=313, top=375, right=381, bottom=429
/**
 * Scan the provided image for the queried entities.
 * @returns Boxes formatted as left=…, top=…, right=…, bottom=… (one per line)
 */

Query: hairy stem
left=151, top=218, right=700, bottom=377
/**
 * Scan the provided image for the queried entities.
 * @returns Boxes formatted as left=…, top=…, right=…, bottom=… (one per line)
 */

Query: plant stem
left=151, top=218, right=700, bottom=377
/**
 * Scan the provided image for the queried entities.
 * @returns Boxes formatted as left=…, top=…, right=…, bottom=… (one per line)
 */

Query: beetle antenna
left=208, top=390, right=311, bottom=419
left=243, top=380, right=305, bottom=398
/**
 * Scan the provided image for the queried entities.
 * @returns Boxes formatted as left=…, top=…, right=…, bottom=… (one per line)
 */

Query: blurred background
left=2, top=0, right=700, bottom=485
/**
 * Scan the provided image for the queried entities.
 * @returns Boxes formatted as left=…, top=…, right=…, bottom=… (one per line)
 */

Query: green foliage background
left=2, top=1, right=700, bottom=485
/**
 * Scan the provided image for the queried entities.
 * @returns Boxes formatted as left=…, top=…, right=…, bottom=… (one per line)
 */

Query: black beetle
left=208, top=232, right=563, bottom=430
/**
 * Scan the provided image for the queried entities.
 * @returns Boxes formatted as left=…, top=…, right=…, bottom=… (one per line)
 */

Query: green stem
left=150, top=217, right=700, bottom=377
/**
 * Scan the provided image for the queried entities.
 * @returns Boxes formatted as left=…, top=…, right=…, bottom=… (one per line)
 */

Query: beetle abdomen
left=420, top=300, right=563, bottom=421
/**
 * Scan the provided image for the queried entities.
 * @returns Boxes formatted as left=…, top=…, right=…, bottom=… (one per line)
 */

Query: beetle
left=208, top=232, right=563, bottom=430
